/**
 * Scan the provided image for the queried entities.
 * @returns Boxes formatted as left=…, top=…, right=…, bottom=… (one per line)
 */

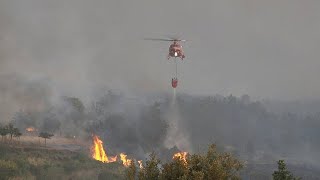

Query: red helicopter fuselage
left=168, top=41, right=185, bottom=60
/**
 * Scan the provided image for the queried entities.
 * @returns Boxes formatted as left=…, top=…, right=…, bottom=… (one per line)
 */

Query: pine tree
left=272, top=160, right=301, bottom=180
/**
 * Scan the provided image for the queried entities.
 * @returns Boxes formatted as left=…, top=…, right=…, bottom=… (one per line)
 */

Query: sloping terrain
left=0, top=139, right=126, bottom=180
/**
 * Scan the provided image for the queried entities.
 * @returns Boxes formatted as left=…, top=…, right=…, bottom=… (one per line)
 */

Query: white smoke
left=164, top=88, right=192, bottom=152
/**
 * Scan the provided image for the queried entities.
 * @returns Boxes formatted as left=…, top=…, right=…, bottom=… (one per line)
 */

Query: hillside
left=1, top=139, right=320, bottom=179
left=0, top=139, right=126, bottom=180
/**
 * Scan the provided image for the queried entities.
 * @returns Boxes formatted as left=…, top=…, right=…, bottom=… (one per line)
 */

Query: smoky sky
left=1, top=0, right=320, bottom=103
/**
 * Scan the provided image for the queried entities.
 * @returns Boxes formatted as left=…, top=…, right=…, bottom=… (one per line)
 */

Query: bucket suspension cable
left=171, top=58, right=178, bottom=89
left=175, top=58, right=178, bottom=79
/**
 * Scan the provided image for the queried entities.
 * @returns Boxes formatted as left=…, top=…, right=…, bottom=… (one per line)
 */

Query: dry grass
left=8, top=135, right=90, bottom=152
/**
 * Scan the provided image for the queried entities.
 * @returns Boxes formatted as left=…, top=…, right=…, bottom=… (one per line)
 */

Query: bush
left=126, top=159, right=136, bottom=180
left=161, top=158, right=188, bottom=180
left=98, top=169, right=125, bottom=180
left=138, top=152, right=161, bottom=180
left=272, top=160, right=301, bottom=180
left=0, top=160, right=18, bottom=179
left=135, top=144, right=243, bottom=180
left=63, top=161, right=78, bottom=174
left=73, top=152, right=87, bottom=163
left=14, top=157, right=30, bottom=175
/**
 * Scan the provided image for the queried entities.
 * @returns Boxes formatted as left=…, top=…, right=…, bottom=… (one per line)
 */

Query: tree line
left=0, top=123, right=21, bottom=142
left=125, top=144, right=300, bottom=180
left=0, top=123, right=53, bottom=146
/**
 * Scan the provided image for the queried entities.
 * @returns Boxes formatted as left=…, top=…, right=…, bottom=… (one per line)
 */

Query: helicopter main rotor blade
left=143, top=38, right=175, bottom=41
left=144, top=38, right=187, bottom=42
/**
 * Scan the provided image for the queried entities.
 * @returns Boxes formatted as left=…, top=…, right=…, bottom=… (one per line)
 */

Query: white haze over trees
left=1, top=1, right=320, bottom=178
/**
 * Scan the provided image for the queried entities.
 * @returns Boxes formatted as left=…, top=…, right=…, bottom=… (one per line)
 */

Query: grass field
left=1, top=136, right=320, bottom=180
left=0, top=136, right=126, bottom=180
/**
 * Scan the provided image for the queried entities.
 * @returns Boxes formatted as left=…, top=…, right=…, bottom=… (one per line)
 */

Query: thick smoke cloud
left=1, top=1, right=320, bottom=110
left=1, top=0, right=320, bottom=125
left=0, top=74, right=53, bottom=122
left=174, top=94, right=320, bottom=169
left=1, top=0, right=320, bottom=176
left=9, top=90, right=320, bottom=170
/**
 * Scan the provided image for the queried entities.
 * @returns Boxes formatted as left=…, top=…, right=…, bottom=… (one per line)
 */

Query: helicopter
left=144, top=38, right=186, bottom=60
left=144, top=37, right=187, bottom=89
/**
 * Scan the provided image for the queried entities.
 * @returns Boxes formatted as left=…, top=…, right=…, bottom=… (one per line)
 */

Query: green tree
left=160, top=156, right=188, bottom=180
left=135, top=144, right=243, bottom=180
left=62, top=96, right=86, bottom=131
left=12, top=110, right=34, bottom=130
left=139, top=103, right=169, bottom=151
left=64, top=96, right=85, bottom=113
left=138, top=152, right=161, bottom=180
left=0, top=126, right=8, bottom=141
left=126, top=159, right=137, bottom=180
left=192, top=145, right=242, bottom=180
left=41, top=110, right=61, bottom=133
left=186, top=154, right=206, bottom=180
left=6, top=123, right=19, bottom=141
left=159, top=144, right=243, bottom=180
left=39, top=132, right=54, bottom=146
left=272, top=160, right=301, bottom=180
left=13, top=128, right=22, bottom=141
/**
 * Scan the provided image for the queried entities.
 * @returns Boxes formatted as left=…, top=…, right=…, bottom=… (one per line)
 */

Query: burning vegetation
left=91, top=135, right=117, bottom=163
left=120, top=153, right=132, bottom=167
left=1, top=92, right=309, bottom=179
left=26, top=127, right=36, bottom=132
left=91, top=134, right=136, bottom=168
left=137, top=160, right=143, bottom=169
left=90, top=134, right=190, bottom=171
left=126, top=144, right=244, bottom=180
left=173, top=152, right=188, bottom=165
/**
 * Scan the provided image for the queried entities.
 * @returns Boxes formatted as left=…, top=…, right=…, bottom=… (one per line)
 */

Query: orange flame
left=26, top=127, right=36, bottom=132
left=109, top=155, right=118, bottom=162
left=91, top=135, right=117, bottom=163
left=120, top=153, right=132, bottom=167
left=138, top=160, right=143, bottom=169
left=173, top=152, right=188, bottom=164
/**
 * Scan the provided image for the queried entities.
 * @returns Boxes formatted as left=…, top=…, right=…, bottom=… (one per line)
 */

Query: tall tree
left=272, top=160, right=301, bottom=180
left=126, top=159, right=137, bottom=180
left=41, top=110, right=60, bottom=133
left=13, top=128, right=22, bottom=141
left=12, top=110, right=34, bottom=131
left=6, top=123, right=18, bottom=141
left=138, top=152, right=161, bottom=180
left=188, top=144, right=243, bottom=180
left=0, top=126, right=8, bottom=142
left=160, top=156, right=188, bottom=180
left=38, top=132, right=54, bottom=146
left=139, top=102, right=168, bottom=151
left=64, top=96, right=85, bottom=113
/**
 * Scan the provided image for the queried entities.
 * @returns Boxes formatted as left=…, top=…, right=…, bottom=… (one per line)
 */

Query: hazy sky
left=1, top=0, right=320, bottom=101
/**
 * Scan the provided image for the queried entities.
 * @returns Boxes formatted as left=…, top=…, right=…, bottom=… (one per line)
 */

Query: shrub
left=0, top=160, right=18, bottom=179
